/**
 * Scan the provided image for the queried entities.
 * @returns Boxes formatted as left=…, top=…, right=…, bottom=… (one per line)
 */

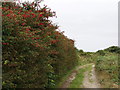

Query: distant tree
left=79, top=49, right=84, bottom=53
left=104, top=46, right=120, bottom=53
left=96, top=50, right=105, bottom=56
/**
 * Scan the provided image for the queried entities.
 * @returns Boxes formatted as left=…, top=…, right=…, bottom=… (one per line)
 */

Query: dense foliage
left=95, top=46, right=119, bottom=88
left=104, top=46, right=120, bottom=54
left=77, top=49, right=95, bottom=65
left=2, top=1, right=78, bottom=88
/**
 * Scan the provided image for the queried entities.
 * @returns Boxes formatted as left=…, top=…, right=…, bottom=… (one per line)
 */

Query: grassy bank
left=95, top=46, right=119, bottom=88
left=95, top=53, right=118, bottom=88
left=54, top=65, right=77, bottom=88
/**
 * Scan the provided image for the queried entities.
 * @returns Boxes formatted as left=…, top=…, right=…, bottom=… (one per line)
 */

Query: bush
left=95, top=53, right=118, bottom=86
left=96, top=50, right=105, bottom=56
left=104, top=46, right=120, bottom=54
left=2, top=1, right=78, bottom=88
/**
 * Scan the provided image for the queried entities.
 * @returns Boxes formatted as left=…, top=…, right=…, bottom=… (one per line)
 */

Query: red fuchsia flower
left=38, top=14, right=43, bottom=18
left=26, top=28, right=29, bottom=31
left=22, top=23, right=26, bottom=26
left=37, top=10, right=41, bottom=13
left=28, top=35, right=32, bottom=37
left=23, top=4, right=26, bottom=7
left=32, top=37, right=40, bottom=40
left=15, top=6, right=19, bottom=9
left=22, top=14, right=27, bottom=18
left=43, top=9, right=47, bottom=12
left=32, top=37, right=35, bottom=40
left=31, top=13, right=35, bottom=16
left=2, top=42, right=9, bottom=45
left=22, top=14, right=30, bottom=18
left=27, top=15, right=30, bottom=17
left=2, top=7, right=6, bottom=10
left=26, top=28, right=30, bottom=32
left=18, top=12, right=21, bottom=14
left=38, top=23, right=44, bottom=26
left=6, top=14, right=11, bottom=17
left=9, top=10, right=13, bottom=13
left=31, top=13, right=36, bottom=18
left=13, top=14, right=17, bottom=17
left=29, top=10, right=32, bottom=12
left=36, top=37, right=40, bottom=39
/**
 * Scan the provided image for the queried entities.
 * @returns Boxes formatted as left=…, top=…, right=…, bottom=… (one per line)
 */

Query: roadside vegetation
left=95, top=46, right=119, bottom=88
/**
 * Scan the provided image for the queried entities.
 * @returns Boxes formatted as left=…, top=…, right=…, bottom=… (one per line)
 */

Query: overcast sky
left=21, top=0, right=119, bottom=52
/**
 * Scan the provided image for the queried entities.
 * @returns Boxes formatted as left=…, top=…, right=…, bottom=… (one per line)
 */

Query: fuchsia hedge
left=2, top=1, right=78, bottom=88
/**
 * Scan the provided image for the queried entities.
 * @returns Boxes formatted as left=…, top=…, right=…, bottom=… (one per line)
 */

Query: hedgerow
left=2, top=1, right=78, bottom=88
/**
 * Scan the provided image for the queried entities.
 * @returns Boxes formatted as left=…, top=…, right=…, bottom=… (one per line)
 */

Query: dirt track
left=82, top=64, right=101, bottom=88
left=60, top=63, right=100, bottom=88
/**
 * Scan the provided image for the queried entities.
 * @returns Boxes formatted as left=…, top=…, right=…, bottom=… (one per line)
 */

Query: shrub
left=104, top=46, right=120, bottom=54
left=2, top=1, right=78, bottom=88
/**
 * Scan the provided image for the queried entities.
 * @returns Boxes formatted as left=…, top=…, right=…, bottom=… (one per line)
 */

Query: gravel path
left=82, top=64, right=101, bottom=88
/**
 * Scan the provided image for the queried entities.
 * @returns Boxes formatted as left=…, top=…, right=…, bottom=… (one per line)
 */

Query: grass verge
left=54, top=65, right=78, bottom=88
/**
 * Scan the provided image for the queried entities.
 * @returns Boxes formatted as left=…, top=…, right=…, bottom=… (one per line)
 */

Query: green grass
left=54, top=64, right=79, bottom=88
left=69, top=64, right=92, bottom=88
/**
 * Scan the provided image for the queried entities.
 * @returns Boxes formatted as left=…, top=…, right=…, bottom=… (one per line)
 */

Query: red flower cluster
left=32, top=37, right=40, bottom=40
left=9, top=10, right=13, bottom=13
left=13, top=14, right=17, bottom=17
left=43, top=9, right=46, bottom=12
left=22, top=23, right=26, bottom=26
left=6, top=14, right=11, bottom=17
left=25, top=28, right=30, bottom=33
left=38, top=23, right=44, bottom=26
left=0, top=7, right=6, bottom=10
left=22, top=14, right=30, bottom=18
left=18, top=12, right=21, bottom=14
left=38, top=14, right=43, bottom=18
left=2, top=42, right=9, bottom=45
left=31, top=13, right=36, bottom=18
